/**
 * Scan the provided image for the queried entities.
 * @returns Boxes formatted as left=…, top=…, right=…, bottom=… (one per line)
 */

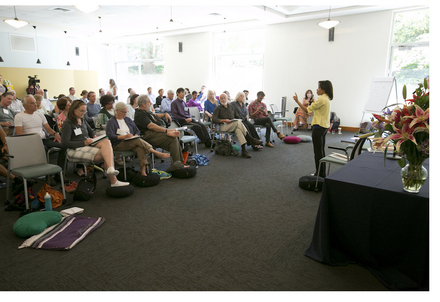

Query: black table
left=304, top=151, right=429, bottom=290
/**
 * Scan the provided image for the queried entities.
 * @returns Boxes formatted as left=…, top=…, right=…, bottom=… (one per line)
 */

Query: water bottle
left=44, top=192, right=52, bottom=211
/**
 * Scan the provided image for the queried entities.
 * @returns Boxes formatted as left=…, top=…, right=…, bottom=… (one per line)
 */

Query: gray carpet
left=0, top=129, right=387, bottom=291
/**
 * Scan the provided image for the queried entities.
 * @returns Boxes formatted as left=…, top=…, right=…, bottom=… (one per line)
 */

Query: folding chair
left=270, top=104, right=291, bottom=135
left=5, top=133, right=66, bottom=210
left=209, top=122, right=236, bottom=152
left=315, top=137, right=368, bottom=191
left=169, top=121, right=198, bottom=155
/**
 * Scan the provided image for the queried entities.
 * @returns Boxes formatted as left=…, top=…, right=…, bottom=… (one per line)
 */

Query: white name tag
left=74, top=128, right=82, bottom=136
left=3, top=109, right=8, bottom=114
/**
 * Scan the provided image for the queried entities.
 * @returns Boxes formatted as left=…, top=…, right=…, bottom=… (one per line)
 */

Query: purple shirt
left=171, top=98, right=191, bottom=119
left=187, top=98, right=203, bottom=111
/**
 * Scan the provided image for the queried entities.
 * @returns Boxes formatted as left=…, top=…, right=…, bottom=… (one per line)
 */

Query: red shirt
left=248, top=100, right=267, bottom=120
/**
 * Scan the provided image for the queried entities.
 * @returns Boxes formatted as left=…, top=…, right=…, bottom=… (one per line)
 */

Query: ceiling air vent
left=49, top=7, right=74, bottom=13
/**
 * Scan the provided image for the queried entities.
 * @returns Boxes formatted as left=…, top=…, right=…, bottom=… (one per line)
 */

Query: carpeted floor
left=0, top=128, right=388, bottom=291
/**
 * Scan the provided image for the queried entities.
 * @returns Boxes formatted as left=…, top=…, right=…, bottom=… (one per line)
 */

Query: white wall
left=163, top=32, right=212, bottom=93
left=264, top=10, right=394, bottom=127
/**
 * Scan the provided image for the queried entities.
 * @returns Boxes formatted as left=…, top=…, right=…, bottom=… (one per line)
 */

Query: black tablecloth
left=304, top=151, right=429, bottom=290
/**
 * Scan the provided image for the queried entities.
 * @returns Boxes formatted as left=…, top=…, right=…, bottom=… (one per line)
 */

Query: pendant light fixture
left=318, top=6, right=340, bottom=29
left=0, top=56, right=4, bottom=63
left=34, top=26, right=41, bottom=64
left=153, top=27, right=161, bottom=45
left=169, top=6, right=174, bottom=22
left=3, top=6, right=28, bottom=29
left=223, top=18, right=226, bottom=33
left=65, top=31, right=70, bottom=66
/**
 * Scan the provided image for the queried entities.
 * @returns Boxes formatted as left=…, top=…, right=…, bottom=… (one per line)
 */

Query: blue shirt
left=86, top=103, right=101, bottom=117
left=161, top=98, right=173, bottom=114
left=204, top=100, right=218, bottom=114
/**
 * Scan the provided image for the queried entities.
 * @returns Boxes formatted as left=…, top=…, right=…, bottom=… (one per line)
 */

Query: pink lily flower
left=388, top=123, right=418, bottom=152
left=409, top=105, right=429, bottom=128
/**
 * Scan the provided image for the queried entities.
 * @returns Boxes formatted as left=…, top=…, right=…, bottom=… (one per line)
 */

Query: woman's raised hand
left=293, top=93, right=299, bottom=103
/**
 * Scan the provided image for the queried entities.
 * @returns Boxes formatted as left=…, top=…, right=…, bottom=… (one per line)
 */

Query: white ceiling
left=0, top=4, right=417, bottom=42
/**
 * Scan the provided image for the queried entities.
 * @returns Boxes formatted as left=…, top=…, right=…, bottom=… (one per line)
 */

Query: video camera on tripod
left=26, top=75, right=40, bottom=95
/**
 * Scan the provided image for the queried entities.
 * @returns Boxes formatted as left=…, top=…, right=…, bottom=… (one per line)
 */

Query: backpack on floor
left=214, top=140, right=233, bottom=156
left=74, top=172, right=97, bottom=201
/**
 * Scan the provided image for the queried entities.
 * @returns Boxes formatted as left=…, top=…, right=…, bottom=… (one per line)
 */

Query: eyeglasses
left=78, top=109, right=87, bottom=113
left=120, top=111, right=128, bottom=114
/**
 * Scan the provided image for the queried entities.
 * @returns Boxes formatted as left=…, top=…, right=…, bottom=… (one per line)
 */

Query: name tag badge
left=74, top=128, right=82, bottom=136
left=3, top=109, right=8, bottom=114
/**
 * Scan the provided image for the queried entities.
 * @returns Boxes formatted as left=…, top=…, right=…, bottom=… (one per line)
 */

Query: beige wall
left=0, top=67, right=98, bottom=100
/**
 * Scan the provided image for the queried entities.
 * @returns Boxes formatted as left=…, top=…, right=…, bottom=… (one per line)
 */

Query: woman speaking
left=293, top=80, right=332, bottom=177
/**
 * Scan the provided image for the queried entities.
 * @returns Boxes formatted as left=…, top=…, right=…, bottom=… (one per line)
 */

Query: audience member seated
left=196, top=85, right=207, bottom=103
left=160, top=90, right=174, bottom=114
left=36, top=88, right=54, bottom=113
left=292, top=89, right=314, bottom=132
left=68, top=87, right=78, bottom=101
left=80, top=90, right=88, bottom=103
left=86, top=91, right=101, bottom=118
left=99, top=88, right=105, bottom=98
left=61, top=100, right=129, bottom=187
left=34, top=94, right=47, bottom=115
left=230, top=92, right=263, bottom=150
left=7, top=90, right=25, bottom=114
left=155, top=89, right=165, bottom=108
left=106, top=102, right=170, bottom=175
left=96, top=94, right=115, bottom=130
left=56, top=97, right=71, bottom=131
left=126, top=94, right=139, bottom=121
left=127, top=88, right=136, bottom=103
left=212, top=93, right=262, bottom=158
left=14, top=95, right=66, bottom=181
left=187, top=91, right=203, bottom=112
left=328, top=112, right=340, bottom=133
left=147, top=87, right=156, bottom=107
left=185, top=88, right=191, bottom=102
left=134, top=94, right=187, bottom=170
left=171, top=88, right=212, bottom=148
left=203, top=90, right=218, bottom=122
left=223, top=90, right=232, bottom=102
left=243, top=90, right=249, bottom=105
left=0, top=91, right=16, bottom=136
left=0, top=127, right=22, bottom=185
left=248, top=91, right=285, bottom=148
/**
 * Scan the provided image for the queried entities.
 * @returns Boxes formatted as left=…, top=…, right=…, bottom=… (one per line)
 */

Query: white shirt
left=126, top=105, right=135, bottom=120
left=147, top=93, right=156, bottom=105
left=116, top=119, right=130, bottom=135
left=14, top=111, right=48, bottom=139
left=41, top=98, right=54, bottom=111
left=8, top=99, right=25, bottom=113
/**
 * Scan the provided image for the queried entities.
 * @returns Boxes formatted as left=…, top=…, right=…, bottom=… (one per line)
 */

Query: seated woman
left=61, top=100, right=129, bottom=187
left=96, top=94, right=115, bottom=131
left=126, top=94, right=139, bottom=121
left=328, top=112, right=340, bottom=133
left=292, top=89, right=314, bottom=132
left=203, top=90, right=218, bottom=122
left=230, top=92, right=263, bottom=150
left=56, top=97, right=71, bottom=131
left=34, top=94, right=47, bottom=115
left=106, top=102, right=170, bottom=176
left=187, top=90, right=203, bottom=112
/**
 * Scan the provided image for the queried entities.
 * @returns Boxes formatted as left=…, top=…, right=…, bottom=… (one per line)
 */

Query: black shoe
left=204, top=141, right=212, bottom=148
left=241, top=150, right=252, bottom=158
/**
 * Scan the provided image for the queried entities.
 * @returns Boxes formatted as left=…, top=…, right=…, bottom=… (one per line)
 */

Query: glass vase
left=400, top=162, right=428, bottom=193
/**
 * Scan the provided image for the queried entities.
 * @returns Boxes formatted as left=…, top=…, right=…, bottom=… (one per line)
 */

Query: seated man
left=36, top=88, right=54, bottom=113
left=134, top=94, right=187, bottom=171
left=248, top=91, right=285, bottom=148
left=0, top=91, right=16, bottom=136
left=160, top=90, right=174, bottom=114
left=171, top=87, right=212, bottom=148
left=7, top=90, right=25, bottom=114
left=212, top=93, right=262, bottom=158
left=14, top=95, right=66, bottom=182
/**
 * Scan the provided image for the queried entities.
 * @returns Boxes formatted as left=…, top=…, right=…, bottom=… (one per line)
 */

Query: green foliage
left=392, top=10, right=429, bottom=44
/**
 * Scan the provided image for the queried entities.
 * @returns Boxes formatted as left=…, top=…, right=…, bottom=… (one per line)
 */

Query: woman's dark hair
left=57, top=97, right=70, bottom=111
left=318, top=80, right=333, bottom=100
left=130, top=94, right=139, bottom=106
left=57, top=94, right=66, bottom=99
left=191, top=90, right=197, bottom=96
left=67, top=100, right=87, bottom=124
left=100, top=94, right=115, bottom=107
left=304, top=89, right=314, bottom=101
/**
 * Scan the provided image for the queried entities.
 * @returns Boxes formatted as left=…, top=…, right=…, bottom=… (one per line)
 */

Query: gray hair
left=233, top=91, right=245, bottom=102
left=137, top=94, right=150, bottom=107
left=167, top=89, right=175, bottom=96
left=114, top=102, right=128, bottom=112
left=22, top=94, right=35, bottom=106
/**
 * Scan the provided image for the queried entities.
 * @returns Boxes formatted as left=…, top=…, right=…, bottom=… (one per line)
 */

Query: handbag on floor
left=74, top=172, right=97, bottom=201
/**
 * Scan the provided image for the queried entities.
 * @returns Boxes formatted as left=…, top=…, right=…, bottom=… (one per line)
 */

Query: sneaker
left=115, top=158, right=124, bottom=165
left=111, top=180, right=130, bottom=187
left=106, top=166, right=119, bottom=176
left=151, top=169, right=172, bottom=180
left=265, top=142, right=274, bottom=148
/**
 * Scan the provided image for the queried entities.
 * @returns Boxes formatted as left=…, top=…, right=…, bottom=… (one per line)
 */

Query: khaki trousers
left=142, top=131, right=183, bottom=163
left=218, top=120, right=248, bottom=146
left=113, top=138, right=152, bottom=167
